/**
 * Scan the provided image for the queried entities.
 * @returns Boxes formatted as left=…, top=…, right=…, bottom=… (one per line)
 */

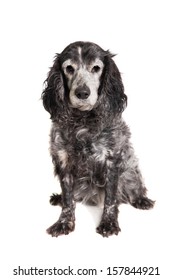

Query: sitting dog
left=42, top=41, right=154, bottom=237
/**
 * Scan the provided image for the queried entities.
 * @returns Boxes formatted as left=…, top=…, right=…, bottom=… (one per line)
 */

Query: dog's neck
left=53, top=106, right=122, bottom=137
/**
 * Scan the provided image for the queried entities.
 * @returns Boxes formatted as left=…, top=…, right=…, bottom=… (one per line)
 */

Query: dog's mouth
left=70, top=101, right=94, bottom=111
left=69, top=93, right=98, bottom=111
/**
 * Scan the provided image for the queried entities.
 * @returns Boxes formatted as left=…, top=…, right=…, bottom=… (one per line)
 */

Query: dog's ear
left=100, top=54, right=127, bottom=113
left=42, top=54, right=64, bottom=119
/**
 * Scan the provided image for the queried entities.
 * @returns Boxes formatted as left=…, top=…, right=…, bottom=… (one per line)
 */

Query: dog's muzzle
left=70, top=82, right=98, bottom=111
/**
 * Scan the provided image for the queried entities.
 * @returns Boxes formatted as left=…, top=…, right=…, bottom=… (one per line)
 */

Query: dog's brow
left=62, top=59, right=77, bottom=69
left=91, top=58, right=104, bottom=68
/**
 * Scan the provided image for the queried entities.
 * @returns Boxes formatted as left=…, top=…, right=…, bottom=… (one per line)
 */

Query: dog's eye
left=91, top=65, right=101, bottom=73
left=66, top=65, right=75, bottom=75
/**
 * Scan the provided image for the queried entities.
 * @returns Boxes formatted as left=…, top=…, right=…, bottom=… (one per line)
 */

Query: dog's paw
left=132, top=197, right=155, bottom=210
left=46, top=220, right=75, bottom=237
left=96, top=221, right=121, bottom=237
left=49, top=193, right=62, bottom=206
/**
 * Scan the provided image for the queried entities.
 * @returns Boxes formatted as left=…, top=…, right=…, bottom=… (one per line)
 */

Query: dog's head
left=42, top=41, right=127, bottom=119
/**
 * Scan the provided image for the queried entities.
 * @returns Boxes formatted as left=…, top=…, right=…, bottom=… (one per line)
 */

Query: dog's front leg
left=47, top=174, right=75, bottom=237
left=97, top=167, right=121, bottom=237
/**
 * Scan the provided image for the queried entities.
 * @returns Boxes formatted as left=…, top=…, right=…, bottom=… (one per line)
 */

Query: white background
left=0, top=0, right=173, bottom=279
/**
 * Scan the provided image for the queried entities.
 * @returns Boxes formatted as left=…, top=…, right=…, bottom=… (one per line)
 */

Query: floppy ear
left=101, top=54, right=127, bottom=113
left=42, top=54, right=65, bottom=119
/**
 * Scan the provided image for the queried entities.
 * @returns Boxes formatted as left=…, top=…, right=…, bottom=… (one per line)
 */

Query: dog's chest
left=51, top=127, right=115, bottom=168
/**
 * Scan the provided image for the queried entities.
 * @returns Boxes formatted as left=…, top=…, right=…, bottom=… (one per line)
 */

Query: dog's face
left=60, top=43, right=105, bottom=111
left=42, top=41, right=127, bottom=119
left=62, top=56, right=104, bottom=111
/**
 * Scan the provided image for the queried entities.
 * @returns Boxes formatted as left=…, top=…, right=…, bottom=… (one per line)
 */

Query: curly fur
left=42, top=41, right=154, bottom=237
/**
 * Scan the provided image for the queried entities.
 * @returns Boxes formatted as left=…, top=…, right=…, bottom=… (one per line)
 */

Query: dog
left=42, top=41, right=154, bottom=237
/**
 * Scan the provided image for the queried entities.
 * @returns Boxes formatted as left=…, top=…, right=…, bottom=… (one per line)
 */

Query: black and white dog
left=42, top=41, right=154, bottom=237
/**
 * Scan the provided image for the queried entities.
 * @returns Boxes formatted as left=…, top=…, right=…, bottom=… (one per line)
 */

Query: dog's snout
left=75, top=85, right=90, bottom=100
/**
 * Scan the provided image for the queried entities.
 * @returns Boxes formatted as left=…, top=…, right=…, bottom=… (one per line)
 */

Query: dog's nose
left=75, top=85, right=90, bottom=100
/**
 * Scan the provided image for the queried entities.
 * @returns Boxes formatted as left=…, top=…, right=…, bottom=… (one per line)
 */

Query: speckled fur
left=42, top=41, right=154, bottom=237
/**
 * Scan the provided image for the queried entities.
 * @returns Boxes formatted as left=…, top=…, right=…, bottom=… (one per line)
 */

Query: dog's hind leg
left=131, top=196, right=155, bottom=209
left=49, top=193, right=62, bottom=206
left=119, top=166, right=155, bottom=210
